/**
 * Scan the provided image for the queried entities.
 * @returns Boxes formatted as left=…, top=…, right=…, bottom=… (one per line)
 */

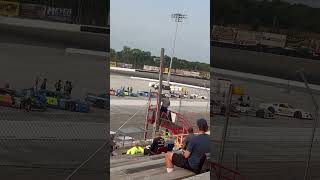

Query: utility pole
left=77, top=0, right=82, bottom=24
left=218, top=83, right=233, bottom=179
left=154, top=48, right=164, bottom=138
left=167, top=13, right=187, bottom=83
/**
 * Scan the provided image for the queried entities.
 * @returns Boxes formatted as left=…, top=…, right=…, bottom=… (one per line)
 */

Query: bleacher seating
left=110, top=153, right=210, bottom=180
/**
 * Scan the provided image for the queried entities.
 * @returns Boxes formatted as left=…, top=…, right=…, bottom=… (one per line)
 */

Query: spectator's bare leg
left=165, top=152, right=174, bottom=171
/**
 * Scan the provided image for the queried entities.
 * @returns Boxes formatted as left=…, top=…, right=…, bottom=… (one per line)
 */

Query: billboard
left=212, top=25, right=237, bottom=43
left=0, top=1, right=19, bottom=17
left=260, top=32, right=287, bottom=48
left=117, top=63, right=133, bottom=69
left=235, top=30, right=261, bottom=46
left=46, top=6, right=72, bottom=22
left=143, top=65, right=159, bottom=72
left=20, top=3, right=46, bottom=19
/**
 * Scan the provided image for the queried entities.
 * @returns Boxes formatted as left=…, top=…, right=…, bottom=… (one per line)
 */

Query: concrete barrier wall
left=110, top=70, right=210, bottom=88
left=0, top=22, right=108, bottom=51
left=212, top=46, right=320, bottom=84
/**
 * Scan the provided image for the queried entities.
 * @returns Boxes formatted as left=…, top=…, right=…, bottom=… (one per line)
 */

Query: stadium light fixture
left=167, top=13, right=187, bottom=83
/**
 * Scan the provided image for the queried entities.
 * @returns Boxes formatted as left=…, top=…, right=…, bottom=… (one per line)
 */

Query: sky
left=110, top=0, right=210, bottom=64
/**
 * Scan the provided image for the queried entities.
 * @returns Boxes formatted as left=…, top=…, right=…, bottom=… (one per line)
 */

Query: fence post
left=153, top=48, right=164, bottom=138
left=179, top=97, right=182, bottom=113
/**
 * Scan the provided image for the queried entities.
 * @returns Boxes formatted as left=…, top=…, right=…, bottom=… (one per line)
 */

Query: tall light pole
left=167, top=13, right=187, bottom=83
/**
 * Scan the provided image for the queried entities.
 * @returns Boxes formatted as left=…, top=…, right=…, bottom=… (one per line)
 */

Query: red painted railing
left=211, top=162, right=246, bottom=180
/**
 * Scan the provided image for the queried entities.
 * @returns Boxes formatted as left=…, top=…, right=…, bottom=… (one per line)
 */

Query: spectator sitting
left=166, top=136, right=175, bottom=151
left=165, top=119, right=209, bottom=174
left=110, top=134, right=117, bottom=156
left=144, top=132, right=166, bottom=155
left=126, top=141, right=144, bottom=155
left=181, top=127, right=195, bottom=150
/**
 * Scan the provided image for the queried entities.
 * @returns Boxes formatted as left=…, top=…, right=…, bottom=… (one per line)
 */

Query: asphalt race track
left=211, top=74, right=320, bottom=180
left=0, top=24, right=108, bottom=179
left=0, top=21, right=109, bottom=51
left=110, top=74, right=210, bottom=132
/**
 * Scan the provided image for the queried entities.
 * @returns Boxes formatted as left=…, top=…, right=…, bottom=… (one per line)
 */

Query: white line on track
left=65, top=48, right=108, bottom=57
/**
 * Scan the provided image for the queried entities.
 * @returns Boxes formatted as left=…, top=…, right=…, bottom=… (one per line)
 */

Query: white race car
left=149, top=82, right=171, bottom=90
left=258, top=103, right=312, bottom=119
left=235, top=105, right=274, bottom=119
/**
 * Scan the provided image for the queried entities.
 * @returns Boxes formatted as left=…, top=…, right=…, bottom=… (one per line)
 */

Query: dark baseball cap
left=197, top=118, right=208, bottom=132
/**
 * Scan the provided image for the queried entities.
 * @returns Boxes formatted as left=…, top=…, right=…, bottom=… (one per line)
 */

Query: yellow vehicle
left=233, top=86, right=245, bottom=95
left=124, top=91, right=129, bottom=96
left=46, top=97, right=58, bottom=106
left=110, top=61, right=116, bottom=67
left=164, top=68, right=169, bottom=74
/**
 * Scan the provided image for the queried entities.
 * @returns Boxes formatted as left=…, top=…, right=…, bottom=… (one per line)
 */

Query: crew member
left=34, top=76, right=39, bottom=90
left=4, top=82, right=9, bottom=89
left=23, top=89, right=33, bottom=112
left=238, top=96, right=244, bottom=106
left=64, top=81, right=69, bottom=95
left=246, top=96, right=251, bottom=107
left=68, top=81, right=73, bottom=96
left=161, top=95, right=170, bottom=115
left=54, top=80, right=62, bottom=92
left=40, top=78, right=47, bottom=90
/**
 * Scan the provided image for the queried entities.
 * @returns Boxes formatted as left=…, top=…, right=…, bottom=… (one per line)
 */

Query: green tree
left=111, top=46, right=209, bottom=72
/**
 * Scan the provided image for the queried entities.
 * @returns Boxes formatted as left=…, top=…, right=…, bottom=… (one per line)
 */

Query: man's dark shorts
left=172, top=153, right=192, bottom=170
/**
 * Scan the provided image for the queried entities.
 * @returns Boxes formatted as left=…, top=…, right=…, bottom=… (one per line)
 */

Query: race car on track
left=259, top=103, right=312, bottom=119
left=235, top=105, right=274, bottom=119
left=36, top=90, right=90, bottom=113
left=85, top=93, right=109, bottom=109
left=20, top=89, right=47, bottom=111
left=110, top=89, right=116, bottom=96
left=149, top=82, right=171, bottom=90
left=136, top=91, right=156, bottom=98
left=0, top=88, right=22, bottom=108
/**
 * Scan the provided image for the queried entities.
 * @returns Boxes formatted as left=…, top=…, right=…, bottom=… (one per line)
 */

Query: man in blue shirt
left=165, top=118, right=210, bottom=173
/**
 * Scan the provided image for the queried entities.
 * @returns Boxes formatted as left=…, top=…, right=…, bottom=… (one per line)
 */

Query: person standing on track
left=4, top=82, right=10, bottom=89
left=54, top=80, right=62, bottom=92
left=23, top=89, right=33, bottom=112
left=64, top=81, right=69, bottom=95
left=40, top=78, right=47, bottom=90
left=34, top=76, right=39, bottom=91
left=67, top=81, right=73, bottom=96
